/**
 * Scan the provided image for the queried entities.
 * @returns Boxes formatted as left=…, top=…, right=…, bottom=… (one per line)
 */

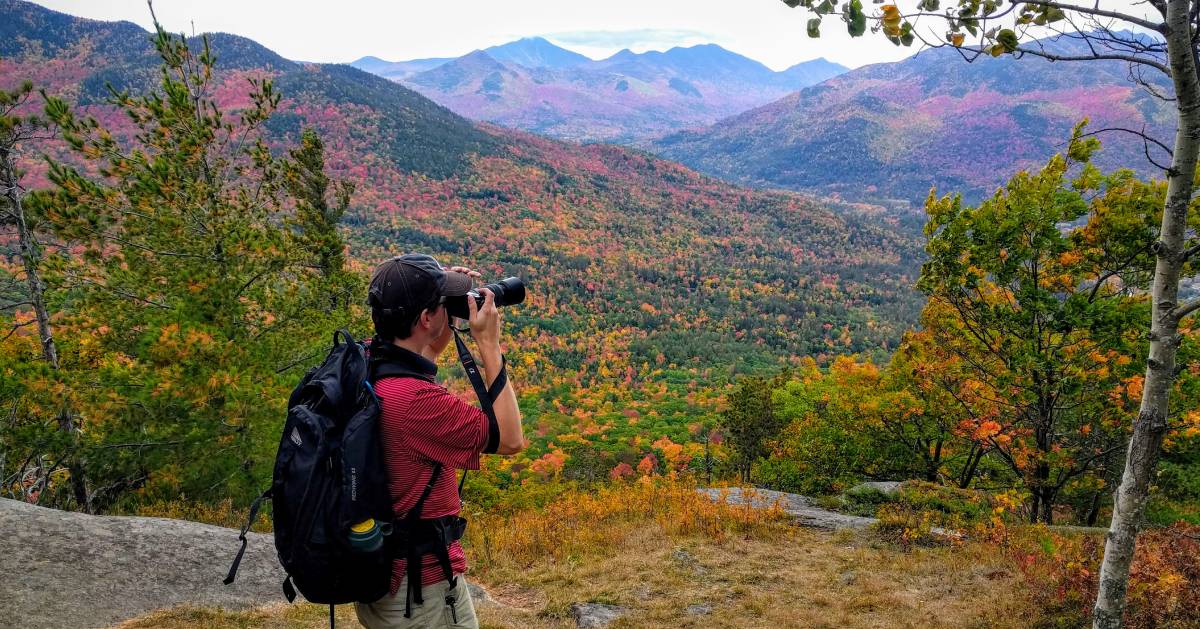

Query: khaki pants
left=354, top=575, right=478, bottom=629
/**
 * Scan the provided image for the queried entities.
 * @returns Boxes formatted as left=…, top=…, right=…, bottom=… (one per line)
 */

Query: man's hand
left=465, top=286, right=522, bottom=455
left=448, top=265, right=482, bottom=283
left=446, top=265, right=481, bottom=324
left=467, top=287, right=501, bottom=349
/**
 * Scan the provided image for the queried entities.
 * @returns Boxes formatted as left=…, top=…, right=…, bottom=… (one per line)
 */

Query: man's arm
left=468, top=288, right=524, bottom=455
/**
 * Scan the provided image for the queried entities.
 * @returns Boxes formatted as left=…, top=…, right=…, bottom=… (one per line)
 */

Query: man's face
left=426, top=303, right=448, bottom=338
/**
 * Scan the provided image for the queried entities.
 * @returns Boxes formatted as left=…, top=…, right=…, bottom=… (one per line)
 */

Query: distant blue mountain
left=484, top=36, right=592, bottom=69
left=352, top=37, right=848, bottom=143
left=349, top=55, right=454, bottom=80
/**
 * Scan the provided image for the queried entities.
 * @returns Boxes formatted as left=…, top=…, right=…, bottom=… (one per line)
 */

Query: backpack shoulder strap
left=402, top=462, right=442, bottom=617
left=406, top=461, right=442, bottom=522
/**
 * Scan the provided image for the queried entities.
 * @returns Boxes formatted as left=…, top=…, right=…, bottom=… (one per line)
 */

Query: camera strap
left=452, top=327, right=504, bottom=457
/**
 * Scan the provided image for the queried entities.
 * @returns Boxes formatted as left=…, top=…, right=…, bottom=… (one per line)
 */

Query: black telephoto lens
left=445, top=277, right=526, bottom=319
left=483, top=277, right=526, bottom=309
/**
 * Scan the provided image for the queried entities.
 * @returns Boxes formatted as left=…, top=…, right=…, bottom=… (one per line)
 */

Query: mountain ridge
left=486, top=36, right=593, bottom=69
left=653, top=36, right=1174, bottom=207
left=349, top=38, right=847, bottom=143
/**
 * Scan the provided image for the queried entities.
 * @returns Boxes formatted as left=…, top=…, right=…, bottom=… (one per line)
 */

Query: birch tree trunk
left=1092, top=2, right=1200, bottom=626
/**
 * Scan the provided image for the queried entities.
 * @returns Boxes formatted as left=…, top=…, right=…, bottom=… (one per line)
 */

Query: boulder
left=0, top=497, right=284, bottom=629
left=0, top=497, right=499, bottom=627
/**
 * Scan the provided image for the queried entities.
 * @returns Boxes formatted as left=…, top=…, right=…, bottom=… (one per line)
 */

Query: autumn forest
left=3, top=1, right=1200, bottom=628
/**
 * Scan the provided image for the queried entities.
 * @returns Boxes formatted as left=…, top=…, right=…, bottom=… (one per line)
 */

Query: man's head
left=368, top=254, right=473, bottom=341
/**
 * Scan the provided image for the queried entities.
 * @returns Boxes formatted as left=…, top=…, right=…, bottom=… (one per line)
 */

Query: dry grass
left=471, top=525, right=1028, bottom=629
left=119, top=480, right=1035, bottom=628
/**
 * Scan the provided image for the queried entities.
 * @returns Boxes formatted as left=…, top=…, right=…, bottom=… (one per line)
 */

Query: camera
left=445, top=277, right=526, bottom=319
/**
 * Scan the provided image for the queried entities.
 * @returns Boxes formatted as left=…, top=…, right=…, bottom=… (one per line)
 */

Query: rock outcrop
left=1, top=497, right=503, bottom=628
left=1, top=497, right=284, bottom=629
left=698, top=487, right=878, bottom=530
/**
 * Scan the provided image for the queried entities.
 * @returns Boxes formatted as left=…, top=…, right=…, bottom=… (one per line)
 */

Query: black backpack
left=224, top=329, right=497, bottom=624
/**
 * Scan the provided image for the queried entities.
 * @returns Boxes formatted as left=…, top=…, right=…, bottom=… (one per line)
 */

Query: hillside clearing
left=121, top=524, right=1029, bottom=629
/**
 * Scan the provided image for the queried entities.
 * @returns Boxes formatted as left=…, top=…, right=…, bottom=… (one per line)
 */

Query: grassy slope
left=121, top=483, right=1035, bottom=628
left=120, top=527, right=1029, bottom=628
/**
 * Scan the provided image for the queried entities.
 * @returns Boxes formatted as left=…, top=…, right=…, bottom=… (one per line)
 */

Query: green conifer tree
left=28, top=19, right=353, bottom=509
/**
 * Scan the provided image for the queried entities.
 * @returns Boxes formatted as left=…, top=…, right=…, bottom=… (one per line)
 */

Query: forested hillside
left=5, top=2, right=1200, bottom=627
left=654, top=35, right=1174, bottom=209
left=0, top=0, right=922, bottom=510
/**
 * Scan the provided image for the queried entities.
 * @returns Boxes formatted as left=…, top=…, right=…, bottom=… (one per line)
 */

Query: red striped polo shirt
left=373, top=347, right=490, bottom=594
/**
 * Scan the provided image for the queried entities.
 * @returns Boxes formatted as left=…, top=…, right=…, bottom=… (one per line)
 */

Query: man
left=358, top=254, right=524, bottom=629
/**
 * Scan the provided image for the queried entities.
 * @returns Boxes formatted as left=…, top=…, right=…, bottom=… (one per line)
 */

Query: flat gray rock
left=0, top=497, right=286, bottom=628
left=698, top=487, right=878, bottom=530
left=571, top=602, right=628, bottom=627
left=0, top=498, right=500, bottom=628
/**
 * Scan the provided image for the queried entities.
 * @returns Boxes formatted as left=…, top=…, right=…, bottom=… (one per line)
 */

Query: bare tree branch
left=1026, top=1, right=1165, bottom=32
left=1014, top=46, right=1172, bottom=75
left=1172, top=296, right=1200, bottom=320
left=2, top=319, right=37, bottom=341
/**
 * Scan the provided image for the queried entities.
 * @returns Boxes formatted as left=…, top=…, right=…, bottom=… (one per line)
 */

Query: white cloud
left=544, top=28, right=719, bottom=56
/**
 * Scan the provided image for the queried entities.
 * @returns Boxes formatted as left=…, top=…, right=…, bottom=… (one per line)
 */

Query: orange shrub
left=467, top=478, right=787, bottom=569
left=1010, top=523, right=1200, bottom=628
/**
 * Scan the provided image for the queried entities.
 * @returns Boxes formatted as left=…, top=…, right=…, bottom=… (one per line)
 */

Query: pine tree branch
left=62, top=272, right=170, bottom=310
left=97, top=440, right=183, bottom=449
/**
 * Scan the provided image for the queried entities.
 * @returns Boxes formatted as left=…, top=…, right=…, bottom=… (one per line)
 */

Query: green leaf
left=847, top=0, right=867, bottom=36
left=807, top=17, right=823, bottom=37
left=997, top=28, right=1019, bottom=52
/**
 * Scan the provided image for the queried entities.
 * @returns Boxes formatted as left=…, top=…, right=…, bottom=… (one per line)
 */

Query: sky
left=24, top=0, right=919, bottom=70
left=26, top=0, right=1158, bottom=71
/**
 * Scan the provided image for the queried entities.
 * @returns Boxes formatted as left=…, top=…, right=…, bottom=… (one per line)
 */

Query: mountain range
left=350, top=38, right=847, bottom=143
left=653, top=36, right=1175, bottom=208
left=1, top=0, right=923, bottom=454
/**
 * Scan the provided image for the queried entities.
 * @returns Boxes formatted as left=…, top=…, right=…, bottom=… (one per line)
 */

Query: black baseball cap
left=368, top=254, right=473, bottom=321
